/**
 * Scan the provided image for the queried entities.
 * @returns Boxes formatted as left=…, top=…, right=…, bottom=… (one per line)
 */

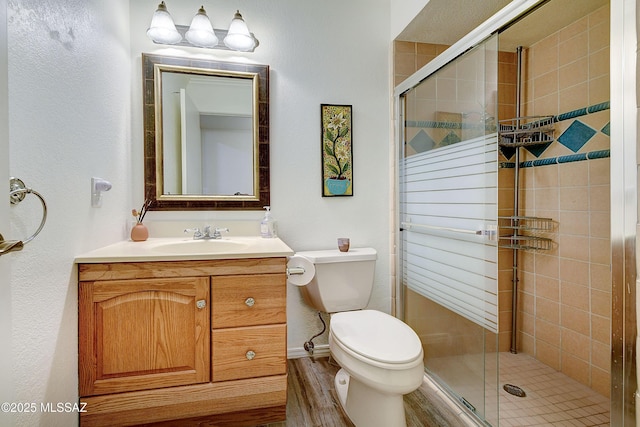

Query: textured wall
left=8, top=0, right=131, bottom=425
left=0, top=0, right=11, bottom=424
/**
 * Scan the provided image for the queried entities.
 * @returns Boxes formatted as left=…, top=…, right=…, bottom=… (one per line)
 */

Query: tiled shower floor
left=498, top=352, right=609, bottom=426
left=429, top=352, right=610, bottom=426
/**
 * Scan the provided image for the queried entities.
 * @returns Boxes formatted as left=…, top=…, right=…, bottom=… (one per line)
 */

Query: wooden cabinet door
left=79, top=277, right=210, bottom=396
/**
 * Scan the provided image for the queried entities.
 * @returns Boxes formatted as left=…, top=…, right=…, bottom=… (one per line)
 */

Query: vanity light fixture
left=146, top=1, right=182, bottom=45
left=185, top=6, right=218, bottom=48
left=147, top=2, right=259, bottom=52
left=223, top=11, right=256, bottom=52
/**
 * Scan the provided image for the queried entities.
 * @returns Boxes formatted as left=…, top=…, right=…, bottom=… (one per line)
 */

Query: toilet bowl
left=287, top=248, right=425, bottom=427
left=329, top=310, right=424, bottom=427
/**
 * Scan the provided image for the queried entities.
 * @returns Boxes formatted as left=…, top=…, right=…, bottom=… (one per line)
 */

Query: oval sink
left=151, top=239, right=250, bottom=255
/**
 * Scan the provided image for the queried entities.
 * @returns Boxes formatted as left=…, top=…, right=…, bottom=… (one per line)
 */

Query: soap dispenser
left=260, top=206, right=277, bottom=238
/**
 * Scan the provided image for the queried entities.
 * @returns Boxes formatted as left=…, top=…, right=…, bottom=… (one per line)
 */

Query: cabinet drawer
left=211, top=274, right=286, bottom=328
left=212, top=324, right=286, bottom=382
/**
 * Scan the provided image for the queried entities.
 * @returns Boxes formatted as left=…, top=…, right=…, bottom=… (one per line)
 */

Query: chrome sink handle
left=184, top=226, right=229, bottom=240
left=212, top=227, right=229, bottom=239
left=184, top=228, right=204, bottom=239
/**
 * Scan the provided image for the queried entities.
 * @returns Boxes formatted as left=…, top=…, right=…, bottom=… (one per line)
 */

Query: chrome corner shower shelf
left=497, top=115, right=556, bottom=253
left=498, top=115, right=554, bottom=147
left=498, top=216, right=554, bottom=251
left=499, top=215, right=554, bottom=232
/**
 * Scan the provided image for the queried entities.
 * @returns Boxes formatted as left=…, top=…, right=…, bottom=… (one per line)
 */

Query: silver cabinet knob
left=244, top=297, right=255, bottom=307
left=246, top=350, right=256, bottom=360
left=196, top=299, right=206, bottom=310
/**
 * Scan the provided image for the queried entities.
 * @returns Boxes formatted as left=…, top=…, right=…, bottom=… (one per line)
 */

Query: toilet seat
left=330, top=310, right=423, bottom=366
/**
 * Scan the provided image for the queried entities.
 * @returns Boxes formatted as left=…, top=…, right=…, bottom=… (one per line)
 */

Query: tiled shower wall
left=393, top=41, right=450, bottom=87
left=394, top=4, right=610, bottom=397
left=509, top=5, right=611, bottom=397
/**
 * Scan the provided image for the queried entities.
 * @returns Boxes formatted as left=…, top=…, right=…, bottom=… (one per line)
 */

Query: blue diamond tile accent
left=601, top=122, right=610, bottom=136
left=500, top=146, right=516, bottom=160
left=524, top=141, right=552, bottom=158
left=440, top=131, right=460, bottom=146
left=408, top=130, right=435, bottom=153
left=558, top=120, right=596, bottom=152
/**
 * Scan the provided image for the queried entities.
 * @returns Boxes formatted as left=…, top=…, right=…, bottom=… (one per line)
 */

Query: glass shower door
left=399, top=34, right=499, bottom=425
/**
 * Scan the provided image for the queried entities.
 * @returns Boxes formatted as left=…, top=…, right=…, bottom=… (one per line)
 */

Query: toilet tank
left=296, top=247, right=377, bottom=313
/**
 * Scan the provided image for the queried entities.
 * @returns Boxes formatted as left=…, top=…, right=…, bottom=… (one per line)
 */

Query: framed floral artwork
left=321, top=104, right=353, bottom=196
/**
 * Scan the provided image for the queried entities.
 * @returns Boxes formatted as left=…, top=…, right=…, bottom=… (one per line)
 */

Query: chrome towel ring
left=0, top=177, right=47, bottom=256
left=9, top=177, right=47, bottom=244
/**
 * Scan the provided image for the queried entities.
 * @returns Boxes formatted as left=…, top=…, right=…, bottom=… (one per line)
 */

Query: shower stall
left=395, top=0, right=626, bottom=425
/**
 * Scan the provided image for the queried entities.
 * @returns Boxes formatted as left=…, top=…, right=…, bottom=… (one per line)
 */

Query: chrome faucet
left=184, top=225, right=229, bottom=240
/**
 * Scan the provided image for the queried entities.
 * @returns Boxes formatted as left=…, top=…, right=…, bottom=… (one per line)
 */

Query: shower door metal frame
left=609, top=0, right=637, bottom=425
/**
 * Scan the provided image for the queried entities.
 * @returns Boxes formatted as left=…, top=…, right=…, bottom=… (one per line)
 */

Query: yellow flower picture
left=321, top=104, right=353, bottom=196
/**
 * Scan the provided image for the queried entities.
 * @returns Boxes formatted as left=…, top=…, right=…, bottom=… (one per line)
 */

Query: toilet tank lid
left=295, top=247, right=377, bottom=263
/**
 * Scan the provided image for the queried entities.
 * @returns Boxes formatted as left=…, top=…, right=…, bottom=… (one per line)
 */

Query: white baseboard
left=287, top=344, right=331, bottom=359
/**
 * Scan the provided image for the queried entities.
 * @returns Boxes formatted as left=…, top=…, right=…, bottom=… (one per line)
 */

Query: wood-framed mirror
left=142, top=53, right=269, bottom=210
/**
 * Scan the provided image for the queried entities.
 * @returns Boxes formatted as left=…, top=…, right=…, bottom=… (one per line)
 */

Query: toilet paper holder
left=286, top=255, right=315, bottom=286
left=287, top=266, right=305, bottom=276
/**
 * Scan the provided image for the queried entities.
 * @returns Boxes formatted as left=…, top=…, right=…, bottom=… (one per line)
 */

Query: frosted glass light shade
left=147, top=1, right=182, bottom=45
left=185, top=6, right=218, bottom=48
left=223, top=10, right=256, bottom=52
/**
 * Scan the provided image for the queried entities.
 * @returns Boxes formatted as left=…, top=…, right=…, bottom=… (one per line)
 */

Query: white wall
left=7, top=0, right=131, bottom=425
left=130, top=0, right=392, bottom=354
left=0, top=0, right=12, bottom=424
left=390, top=0, right=430, bottom=40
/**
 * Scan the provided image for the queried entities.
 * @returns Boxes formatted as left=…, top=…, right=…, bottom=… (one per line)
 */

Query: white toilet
left=287, top=248, right=424, bottom=427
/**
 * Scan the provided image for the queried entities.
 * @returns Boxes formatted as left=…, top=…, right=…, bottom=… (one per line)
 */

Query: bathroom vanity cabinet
left=77, top=257, right=287, bottom=427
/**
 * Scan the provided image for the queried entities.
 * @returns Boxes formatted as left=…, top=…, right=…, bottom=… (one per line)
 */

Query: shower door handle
left=402, top=221, right=497, bottom=241
left=476, top=226, right=497, bottom=241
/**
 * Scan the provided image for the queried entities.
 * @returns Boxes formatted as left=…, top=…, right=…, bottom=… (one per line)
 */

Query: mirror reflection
left=142, top=54, right=270, bottom=210
left=161, top=72, right=255, bottom=196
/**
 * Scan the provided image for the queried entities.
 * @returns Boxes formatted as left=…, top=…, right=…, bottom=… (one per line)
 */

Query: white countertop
left=74, top=236, right=294, bottom=263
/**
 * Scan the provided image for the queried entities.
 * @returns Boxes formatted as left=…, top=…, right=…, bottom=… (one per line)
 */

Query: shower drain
left=503, top=383, right=526, bottom=397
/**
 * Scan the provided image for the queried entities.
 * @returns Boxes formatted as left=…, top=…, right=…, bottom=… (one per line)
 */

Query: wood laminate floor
left=261, top=357, right=461, bottom=427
